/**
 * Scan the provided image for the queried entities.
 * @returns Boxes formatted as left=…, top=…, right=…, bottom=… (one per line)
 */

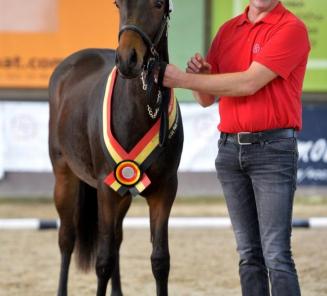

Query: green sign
left=168, top=0, right=206, bottom=101
left=211, top=0, right=327, bottom=92
left=284, top=0, right=327, bottom=92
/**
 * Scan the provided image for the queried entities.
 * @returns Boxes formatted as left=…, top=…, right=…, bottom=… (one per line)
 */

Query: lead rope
left=141, top=76, right=161, bottom=119
left=157, top=62, right=170, bottom=147
left=146, top=58, right=162, bottom=120
left=140, top=60, right=170, bottom=146
left=140, top=55, right=162, bottom=120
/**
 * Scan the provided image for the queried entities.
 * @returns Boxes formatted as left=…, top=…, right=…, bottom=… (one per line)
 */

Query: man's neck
left=248, top=2, right=279, bottom=23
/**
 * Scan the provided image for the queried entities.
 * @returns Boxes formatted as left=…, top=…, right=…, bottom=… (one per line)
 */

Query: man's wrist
left=180, top=72, right=192, bottom=89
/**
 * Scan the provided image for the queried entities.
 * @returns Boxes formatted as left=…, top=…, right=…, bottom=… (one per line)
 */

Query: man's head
left=249, top=0, right=279, bottom=11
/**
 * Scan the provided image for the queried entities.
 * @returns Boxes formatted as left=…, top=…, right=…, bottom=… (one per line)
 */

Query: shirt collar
left=236, top=1, right=285, bottom=27
left=236, top=7, right=250, bottom=27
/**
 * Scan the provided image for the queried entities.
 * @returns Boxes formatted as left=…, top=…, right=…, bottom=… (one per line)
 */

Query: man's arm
left=164, top=61, right=278, bottom=106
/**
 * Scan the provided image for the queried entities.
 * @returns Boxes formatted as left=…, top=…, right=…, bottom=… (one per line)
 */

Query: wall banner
left=0, top=0, right=119, bottom=88
left=0, top=102, right=52, bottom=172
left=179, top=103, right=220, bottom=172
left=0, top=102, right=326, bottom=187
left=0, top=102, right=221, bottom=174
left=297, top=104, right=327, bottom=186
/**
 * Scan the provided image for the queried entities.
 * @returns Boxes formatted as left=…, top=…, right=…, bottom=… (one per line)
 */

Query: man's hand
left=162, top=54, right=216, bottom=107
left=186, top=53, right=215, bottom=107
left=163, top=53, right=213, bottom=89
left=186, top=53, right=212, bottom=74
left=163, top=64, right=184, bottom=89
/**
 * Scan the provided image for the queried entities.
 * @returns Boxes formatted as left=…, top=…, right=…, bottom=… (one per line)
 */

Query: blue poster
left=297, top=104, right=327, bottom=186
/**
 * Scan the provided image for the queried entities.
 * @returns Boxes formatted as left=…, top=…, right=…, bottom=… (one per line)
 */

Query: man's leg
left=216, top=139, right=270, bottom=296
left=249, top=138, right=301, bottom=296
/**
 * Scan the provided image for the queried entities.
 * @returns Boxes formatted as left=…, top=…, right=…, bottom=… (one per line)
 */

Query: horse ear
left=168, top=0, right=174, bottom=14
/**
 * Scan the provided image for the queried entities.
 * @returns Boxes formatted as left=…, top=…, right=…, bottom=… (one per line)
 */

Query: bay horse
left=48, top=0, right=183, bottom=295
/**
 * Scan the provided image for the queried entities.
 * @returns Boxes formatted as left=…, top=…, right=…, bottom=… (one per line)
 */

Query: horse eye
left=154, top=0, right=164, bottom=9
left=113, top=1, right=119, bottom=8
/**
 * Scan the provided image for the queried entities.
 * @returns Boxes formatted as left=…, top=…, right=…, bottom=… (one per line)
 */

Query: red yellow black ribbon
left=102, top=67, right=178, bottom=196
left=114, top=160, right=142, bottom=186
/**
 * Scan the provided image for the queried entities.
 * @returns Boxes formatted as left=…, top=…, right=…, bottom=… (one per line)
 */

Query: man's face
left=249, top=0, right=279, bottom=11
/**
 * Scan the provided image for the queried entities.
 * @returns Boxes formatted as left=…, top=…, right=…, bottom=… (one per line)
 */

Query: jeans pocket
left=265, top=138, right=298, bottom=191
left=215, top=139, right=225, bottom=173
left=218, top=138, right=224, bottom=149
left=265, top=138, right=297, bottom=153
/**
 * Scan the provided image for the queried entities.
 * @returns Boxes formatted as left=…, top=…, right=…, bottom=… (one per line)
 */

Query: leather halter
left=116, top=2, right=171, bottom=147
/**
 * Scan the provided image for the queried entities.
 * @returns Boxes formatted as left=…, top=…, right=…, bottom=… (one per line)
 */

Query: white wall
left=0, top=101, right=221, bottom=175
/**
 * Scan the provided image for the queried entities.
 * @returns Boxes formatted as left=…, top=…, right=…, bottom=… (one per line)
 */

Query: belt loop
left=258, top=132, right=265, bottom=147
left=221, top=132, right=227, bottom=145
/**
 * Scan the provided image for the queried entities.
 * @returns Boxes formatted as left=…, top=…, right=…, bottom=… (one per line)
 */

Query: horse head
left=115, top=0, right=172, bottom=78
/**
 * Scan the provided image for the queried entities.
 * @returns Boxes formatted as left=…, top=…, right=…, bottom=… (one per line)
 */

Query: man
left=163, top=1, right=310, bottom=295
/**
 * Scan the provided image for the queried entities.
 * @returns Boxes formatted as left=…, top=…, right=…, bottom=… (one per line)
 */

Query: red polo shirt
left=206, top=2, right=310, bottom=133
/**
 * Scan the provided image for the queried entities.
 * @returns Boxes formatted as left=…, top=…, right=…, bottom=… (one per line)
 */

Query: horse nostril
left=116, top=48, right=142, bottom=77
left=129, top=49, right=138, bottom=67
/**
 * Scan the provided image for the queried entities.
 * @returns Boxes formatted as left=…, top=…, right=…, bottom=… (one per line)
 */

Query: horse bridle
left=117, top=5, right=171, bottom=146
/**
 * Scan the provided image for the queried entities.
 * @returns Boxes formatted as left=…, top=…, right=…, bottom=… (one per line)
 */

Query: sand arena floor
left=0, top=198, right=326, bottom=295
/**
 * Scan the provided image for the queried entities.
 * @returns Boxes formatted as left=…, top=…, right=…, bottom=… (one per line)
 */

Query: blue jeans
left=215, top=134, right=301, bottom=296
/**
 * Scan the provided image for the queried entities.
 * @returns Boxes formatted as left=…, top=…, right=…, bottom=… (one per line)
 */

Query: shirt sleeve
left=254, top=24, right=311, bottom=79
left=206, top=31, right=221, bottom=74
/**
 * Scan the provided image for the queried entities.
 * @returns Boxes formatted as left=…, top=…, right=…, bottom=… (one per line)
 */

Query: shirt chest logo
left=253, top=43, right=261, bottom=54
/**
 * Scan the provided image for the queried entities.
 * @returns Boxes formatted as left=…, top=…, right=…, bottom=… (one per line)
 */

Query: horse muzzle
left=115, top=31, right=147, bottom=79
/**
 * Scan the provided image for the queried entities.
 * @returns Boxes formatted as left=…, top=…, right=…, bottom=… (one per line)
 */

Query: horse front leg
left=111, top=195, right=132, bottom=296
left=53, top=163, right=79, bottom=296
left=146, top=177, right=177, bottom=296
left=96, top=182, right=120, bottom=296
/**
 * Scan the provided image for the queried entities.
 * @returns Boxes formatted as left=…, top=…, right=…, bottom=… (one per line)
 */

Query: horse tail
left=75, top=180, right=98, bottom=271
